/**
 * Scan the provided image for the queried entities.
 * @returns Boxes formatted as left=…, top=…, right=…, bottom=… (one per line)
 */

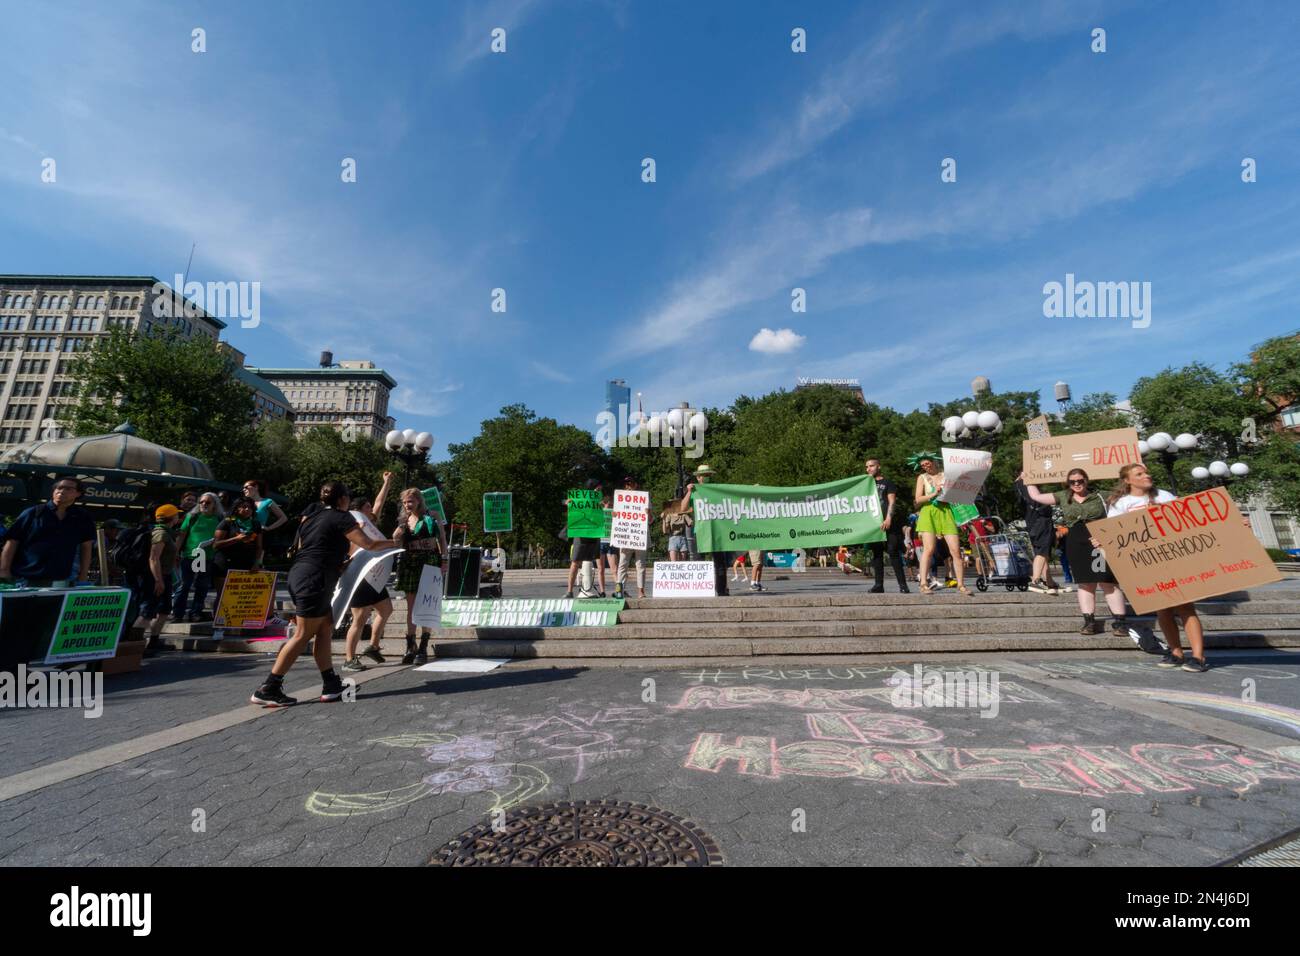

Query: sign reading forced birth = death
left=1022, top=427, right=1143, bottom=484
left=1086, top=487, right=1281, bottom=614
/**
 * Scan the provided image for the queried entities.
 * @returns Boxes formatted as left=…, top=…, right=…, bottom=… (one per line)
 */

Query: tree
left=1057, top=392, right=1134, bottom=435
left=68, top=328, right=258, bottom=482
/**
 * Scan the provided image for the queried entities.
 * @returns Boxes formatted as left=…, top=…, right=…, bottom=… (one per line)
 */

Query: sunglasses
left=1068, top=479, right=1087, bottom=485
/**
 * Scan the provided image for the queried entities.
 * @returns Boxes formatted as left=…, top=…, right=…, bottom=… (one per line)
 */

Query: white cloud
left=530, top=360, right=573, bottom=384
left=749, top=328, right=805, bottom=355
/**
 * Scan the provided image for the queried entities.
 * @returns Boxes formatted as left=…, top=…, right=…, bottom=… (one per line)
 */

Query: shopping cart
left=971, top=527, right=1034, bottom=592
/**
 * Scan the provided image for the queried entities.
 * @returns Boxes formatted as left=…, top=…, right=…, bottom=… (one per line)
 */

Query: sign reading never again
left=566, top=488, right=605, bottom=537
left=1086, top=487, right=1280, bottom=614
left=689, top=475, right=885, bottom=552
left=1022, top=427, right=1142, bottom=484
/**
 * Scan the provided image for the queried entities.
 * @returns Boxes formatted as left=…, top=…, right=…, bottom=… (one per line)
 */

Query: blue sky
left=2, top=0, right=1298, bottom=452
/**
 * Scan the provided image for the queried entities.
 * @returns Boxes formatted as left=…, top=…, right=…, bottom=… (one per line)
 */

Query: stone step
left=431, top=629, right=1300, bottom=659
left=620, top=588, right=1300, bottom=609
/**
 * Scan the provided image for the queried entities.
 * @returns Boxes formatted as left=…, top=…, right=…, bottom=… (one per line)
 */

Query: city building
left=220, top=345, right=293, bottom=423
left=794, top=377, right=866, bottom=403
left=605, top=379, right=630, bottom=416
left=0, top=275, right=225, bottom=449
left=249, top=352, right=397, bottom=441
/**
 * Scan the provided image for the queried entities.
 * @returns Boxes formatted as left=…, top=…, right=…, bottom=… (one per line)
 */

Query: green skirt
left=916, top=502, right=958, bottom=536
left=396, top=550, right=440, bottom=593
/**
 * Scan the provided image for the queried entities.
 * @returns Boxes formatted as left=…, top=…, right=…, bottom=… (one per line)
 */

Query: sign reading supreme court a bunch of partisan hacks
left=566, top=488, right=605, bottom=537
left=1022, top=427, right=1142, bottom=484
left=652, top=560, right=716, bottom=597
left=1086, top=487, right=1281, bottom=614
left=43, top=588, right=131, bottom=664
left=937, top=448, right=992, bottom=505
left=483, top=492, right=513, bottom=533
left=441, top=598, right=623, bottom=627
left=689, top=475, right=885, bottom=552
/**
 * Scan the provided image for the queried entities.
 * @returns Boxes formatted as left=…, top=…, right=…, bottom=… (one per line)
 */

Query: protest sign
left=1022, top=428, right=1142, bottom=484
left=1086, top=487, right=1281, bottom=614
left=566, top=488, right=605, bottom=537
left=483, top=492, right=513, bottom=533
left=1026, top=415, right=1052, bottom=441
left=331, top=547, right=404, bottom=628
left=614, top=489, right=650, bottom=512
left=652, top=561, right=717, bottom=597
left=410, top=565, right=443, bottom=628
left=610, top=506, right=649, bottom=550
left=937, top=448, right=992, bottom=505
left=420, top=487, right=447, bottom=523
left=951, top=502, right=980, bottom=526
left=213, top=570, right=277, bottom=629
left=43, top=588, right=130, bottom=664
left=689, top=475, right=885, bottom=553
left=441, top=597, right=623, bottom=627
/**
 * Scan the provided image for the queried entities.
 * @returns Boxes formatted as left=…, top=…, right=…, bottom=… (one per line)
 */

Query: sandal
left=957, top=586, right=973, bottom=596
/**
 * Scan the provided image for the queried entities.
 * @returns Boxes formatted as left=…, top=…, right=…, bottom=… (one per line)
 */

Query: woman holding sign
left=394, top=487, right=450, bottom=665
left=1105, top=464, right=1206, bottom=672
left=911, top=452, right=971, bottom=596
left=1020, top=469, right=1131, bottom=636
left=342, top=472, right=397, bottom=672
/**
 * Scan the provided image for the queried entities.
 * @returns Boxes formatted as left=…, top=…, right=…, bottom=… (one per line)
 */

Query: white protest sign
left=614, top=489, right=650, bottom=511
left=331, top=547, right=404, bottom=628
left=938, top=447, right=992, bottom=505
left=610, top=507, right=649, bottom=550
left=652, top=560, right=716, bottom=598
left=363, top=552, right=397, bottom=592
left=411, top=564, right=444, bottom=628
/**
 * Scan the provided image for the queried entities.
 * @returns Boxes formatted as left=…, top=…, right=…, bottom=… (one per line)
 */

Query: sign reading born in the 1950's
left=1086, top=487, right=1281, bottom=614
left=1022, top=427, right=1142, bottom=484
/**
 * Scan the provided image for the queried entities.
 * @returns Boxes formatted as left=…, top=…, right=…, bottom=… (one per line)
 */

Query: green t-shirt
left=180, top=512, right=222, bottom=558
left=1054, top=489, right=1107, bottom=528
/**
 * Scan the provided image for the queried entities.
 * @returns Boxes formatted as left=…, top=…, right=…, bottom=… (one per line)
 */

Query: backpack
left=111, top=525, right=153, bottom=574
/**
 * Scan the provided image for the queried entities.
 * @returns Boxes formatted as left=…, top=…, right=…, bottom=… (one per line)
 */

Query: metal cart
left=971, top=521, right=1034, bottom=592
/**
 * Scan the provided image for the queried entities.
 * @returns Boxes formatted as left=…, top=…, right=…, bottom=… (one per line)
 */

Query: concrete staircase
left=426, top=587, right=1300, bottom=660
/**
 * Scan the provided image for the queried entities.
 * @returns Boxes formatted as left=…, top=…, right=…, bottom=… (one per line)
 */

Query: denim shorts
left=668, top=535, right=688, bottom=552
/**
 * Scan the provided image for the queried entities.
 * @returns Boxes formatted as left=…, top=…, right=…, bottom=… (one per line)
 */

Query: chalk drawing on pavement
left=1125, top=689, right=1300, bottom=737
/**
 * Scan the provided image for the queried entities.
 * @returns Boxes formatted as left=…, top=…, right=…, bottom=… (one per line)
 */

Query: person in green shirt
left=173, top=492, right=224, bottom=623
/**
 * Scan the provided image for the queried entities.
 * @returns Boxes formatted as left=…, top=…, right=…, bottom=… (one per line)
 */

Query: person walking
left=865, top=458, right=908, bottom=593
left=173, top=492, right=224, bottom=623
left=0, top=477, right=96, bottom=586
left=910, top=451, right=971, bottom=596
left=1104, top=464, right=1210, bottom=672
left=342, top=472, right=397, bottom=672
left=1021, top=469, right=1132, bottom=637
left=250, top=481, right=396, bottom=706
left=614, top=475, right=650, bottom=600
left=393, top=486, right=450, bottom=664
left=136, top=504, right=184, bottom=655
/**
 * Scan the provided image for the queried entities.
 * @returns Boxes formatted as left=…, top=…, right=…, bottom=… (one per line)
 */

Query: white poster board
left=614, top=489, right=650, bottom=511
left=331, top=547, right=404, bottom=628
left=938, top=447, right=992, bottom=505
left=411, top=564, right=444, bottom=628
left=610, top=508, right=649, bottom=550
left=652, top=561, right=716, bottom=598
left=363, top=553, right=397, bottom=592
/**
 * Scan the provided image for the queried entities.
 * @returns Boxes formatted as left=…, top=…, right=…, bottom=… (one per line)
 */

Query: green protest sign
left=43, top=588, right=131, bottom=664
left=602, top=507, right=613, bottom=538
left=441, top=597, right=623, bottom=627
left=951, top=503, right=980, bottom=526
left=483, top=492, right=513, bottom=533
left=566, top=488, right=605, bottom=538
left=421, top=487, right=447, bottom=522
left=689, top=475, right=886, bottom=553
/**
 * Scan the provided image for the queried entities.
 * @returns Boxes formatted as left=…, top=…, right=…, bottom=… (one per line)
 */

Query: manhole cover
left=429, top=800, right=723, bottom=867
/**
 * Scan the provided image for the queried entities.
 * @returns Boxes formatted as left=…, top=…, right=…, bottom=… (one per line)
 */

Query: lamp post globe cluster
left=635, top=401, right=708, bottom=496
left=1191, top=460, right=1250, bottom=485
left=942, top=410, right=1002, bottom=447
left=1138, top=431, right=1197, bottom=495
left=385, top=428, right=434, bottom=488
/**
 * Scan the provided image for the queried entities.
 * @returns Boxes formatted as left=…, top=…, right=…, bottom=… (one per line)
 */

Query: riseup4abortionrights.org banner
left=690, top=475, right=885, bottom=552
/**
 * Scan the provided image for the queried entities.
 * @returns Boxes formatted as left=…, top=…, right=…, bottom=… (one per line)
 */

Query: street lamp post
left=941, top=409, right=1002, bottom=451
left=642, top=402, right=708, bottom=497
left=1138, top=431, right=1197, bottom=496
left=1190, top=459, right=1250, bottom=488
left=384, top=428, right=435, bottom=490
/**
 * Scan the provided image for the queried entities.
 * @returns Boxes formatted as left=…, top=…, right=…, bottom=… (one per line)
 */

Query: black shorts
left=349, top=580, right=390, bottom=608
left=288, top=565, right=339, bottom=619
left=1028, top=521, right=1055, bottom=558
left=571, top=538, right=600, bottom=563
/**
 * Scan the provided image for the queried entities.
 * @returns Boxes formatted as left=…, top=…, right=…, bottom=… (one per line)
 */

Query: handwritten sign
left=1026, top=415, right=1052, bottom=441
left=937, top=448, right=992, bottom=505
left=483, top=492, right=512, bottom=533
left=567, top=488, right=604, bottom=537
left=610, top=507, right=649, bottom=550
left=1023, top=428, right=1141, bottom=484
left=652, top=561, right=716, bottom=598
left=214, top=570, right=277, bottom=629
left=410, top=565, right=443, bottom=628
left=1086, top=488, right=1280, bottom=614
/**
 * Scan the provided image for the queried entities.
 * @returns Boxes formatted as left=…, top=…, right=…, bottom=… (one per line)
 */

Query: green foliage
left=1057, top=392, right=1133, bottom=435
left=1265, top=548, right=1292, bottom=563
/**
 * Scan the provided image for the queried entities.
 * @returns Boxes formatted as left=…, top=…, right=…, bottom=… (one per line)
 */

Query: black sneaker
left=1181, top=657, right=1209, bottom=673
left=750, top=582, right=766, bottom=592
left=413, top=647, right=429, bottom=665
left=361, top=645, right=385, bottom=664
left=1157, top=651, right=1186, bottom=668
left=1027, top=579, right=1051, bottom=594
left=563, top=591, right=574, bottom=599
left=899, top=585, right=910, bottom=593
left=869, top=585, right=885, bottom=593
left=251, top=684, right=297, bottom=707
left=342, top=656, right=367, bottom=673
left=320, top=673, right=347, bottom=702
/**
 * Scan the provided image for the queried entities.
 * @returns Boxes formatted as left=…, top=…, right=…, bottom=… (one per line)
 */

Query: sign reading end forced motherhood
left=1023, top=427, right=1142, bottom=484
left=689, top=475, right=885, bottom=553
left=652, top=561, right=716, bottom=598
left=937, top=448, right=992, bottom=505
left=1086, top=488, right=1281, bottom=614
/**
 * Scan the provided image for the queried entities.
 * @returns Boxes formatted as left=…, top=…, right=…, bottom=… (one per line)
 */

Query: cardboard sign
left=937, top=448, right=992, bottom=505
left=410, top=565, right=443, bottom=628
left=331, top=547, right=405, bottom=628
left=1086, top=488, right=1281, bottom=614
left=1026, top=415, right=1052, bottom=441
left=214, top=570, right=277, bottom=629
left=483, top=492, right=513, bottom=533
left=610, top=507, right=649, bottom=550
left=1023, top=428, right=1142, bottom=484
left=43, top=588, right=130, bottom=664
left=652, top=561, right=716, bottom=598
left=614, top=489, right=650, bottom=512
left=566, top=488, right=605, bottom=537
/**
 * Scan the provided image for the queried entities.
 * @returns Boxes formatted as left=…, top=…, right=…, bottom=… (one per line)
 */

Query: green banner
left=43, top=588, right=131, bottom=664
left=441, top=597, right=623, bottom=627
left=421, top=487, right=447, bottom=522
left=951, top=502, right=980, bottom=526
left=566, top=488, right=604, bottom=537
left=690, top=475, right=886, bottom=553
left=483, top=492, right=513, bottom=533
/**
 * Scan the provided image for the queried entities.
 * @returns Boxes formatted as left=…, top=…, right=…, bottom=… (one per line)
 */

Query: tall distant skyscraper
left=605, top=379, right=630, bottom=416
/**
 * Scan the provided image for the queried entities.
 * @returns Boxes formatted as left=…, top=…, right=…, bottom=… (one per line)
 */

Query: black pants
left=869, top=530, right=907, bottom=590
left=712, top=552, right=730, bottom=596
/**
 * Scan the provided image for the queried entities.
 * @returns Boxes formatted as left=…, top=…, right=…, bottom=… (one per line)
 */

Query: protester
left=394, top=485, right=449, bottom=664
left=865, top=458, right=908, bottom=593
left=342, top=472, right=396, bottom=672
left=179, top=490, right=198, bottom=514
left=597, top=493, right=615, bottom=597
left=173, top=492, right=224, bottom=623
left=136, top=504, right=184, bottom=655
left=732, top=551, right=750, bottom=583
left=1015, top=475, right=1062, bottom=594
left=662, top=498, right=692, bottom=561
left=1104, top=464, right=1210, bottom=671
left=211, top=495, right=265, bottom=618
left=565, top=479, right=604, bottom=599
left=614, top=475, right=649, bottom=600
left=243, top=479, right=288, bottom=533
left=250, top=481, right=396, bottom=706
left=683, top=464, right=730, bottom=595
left=1021, top=469, right=1132, bottom=637
left=100, top=519, right=126, bottom=586
left=911, top=451, right=971, bottom=596
left=0, top=478, right=96, bottom=586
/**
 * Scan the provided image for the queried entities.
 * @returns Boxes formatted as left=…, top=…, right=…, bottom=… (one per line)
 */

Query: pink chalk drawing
left=499, top=705, right=655, bottom=783
left=423, top=734, right=498, bottom=763
left=424, top=762, right=516, bottom=795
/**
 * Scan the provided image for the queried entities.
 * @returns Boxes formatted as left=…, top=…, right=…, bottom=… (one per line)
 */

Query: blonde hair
left=400, top=487, right=427, bottom=516
left=1107, top=464, right=1157, bottom=507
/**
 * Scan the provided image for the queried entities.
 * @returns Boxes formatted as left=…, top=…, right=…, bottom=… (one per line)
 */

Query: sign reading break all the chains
left=441, top=598, right=623, bottom=627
